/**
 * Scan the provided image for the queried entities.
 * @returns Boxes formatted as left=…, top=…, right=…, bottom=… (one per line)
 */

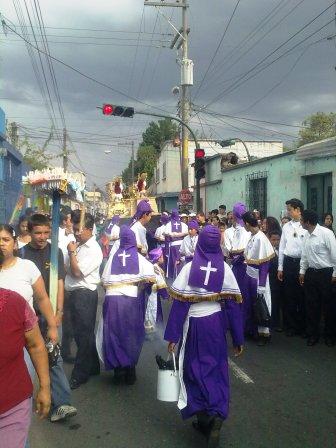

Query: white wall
left=155, top=140, right=283, bottom=194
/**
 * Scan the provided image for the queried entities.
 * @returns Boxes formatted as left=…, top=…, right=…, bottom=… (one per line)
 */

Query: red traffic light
left=195, top=148, right=205, bottom=158
left=102, top=104, right=114, bottom=115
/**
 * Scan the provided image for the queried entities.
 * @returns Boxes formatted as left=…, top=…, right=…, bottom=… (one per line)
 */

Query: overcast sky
left=0, top=0, right=335, bottom=189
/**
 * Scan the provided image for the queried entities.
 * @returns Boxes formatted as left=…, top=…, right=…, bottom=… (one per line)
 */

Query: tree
left=18, top=136, right=52, bottom=170
left=122, top=118, right=179, bottom=185
left=298, top=112, right=336, bottom=146
left=141, top=118, right=178, bottom=151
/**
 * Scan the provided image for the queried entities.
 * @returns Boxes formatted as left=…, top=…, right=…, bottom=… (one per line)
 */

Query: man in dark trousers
left=65, top=212, right=103, bottom=390
left=299, top=209, right=336, bottom=346
left=21, top=213, right=77, bottom=422
left=277, top=198, right=307, bottom=337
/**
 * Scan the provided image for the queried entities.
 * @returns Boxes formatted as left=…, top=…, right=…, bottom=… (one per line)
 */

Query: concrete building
left=0, top=108, right=25, bottom=222
left=153, top=139, right=283, bottom=211
left=203, top=137, right=336, bottom=220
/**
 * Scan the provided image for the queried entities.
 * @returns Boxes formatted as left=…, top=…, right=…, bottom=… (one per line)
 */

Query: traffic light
left=102, top=104, right=135, bottom=118
left=195, top=148, right=205, bottom=180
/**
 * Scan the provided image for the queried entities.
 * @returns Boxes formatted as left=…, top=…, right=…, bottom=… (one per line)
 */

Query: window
left=246, top=171, right=267, bottom=217
left=155, top=167, right=160, bottom=184
left=162, top=162, right=166, bottom=180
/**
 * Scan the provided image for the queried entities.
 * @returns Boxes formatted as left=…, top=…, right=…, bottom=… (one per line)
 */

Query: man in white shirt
left=66, top=212, right=103, bottom=389
left=130, top=200, right=153, bottom=256
left=277, top=198, right=307, bottom=337
left=59, top=208, right=76, bottom=362
left=299, top=209, right=336, bottom=347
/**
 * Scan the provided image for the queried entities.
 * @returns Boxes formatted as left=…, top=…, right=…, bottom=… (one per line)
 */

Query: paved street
left=30, top=322, right=336, bottom=448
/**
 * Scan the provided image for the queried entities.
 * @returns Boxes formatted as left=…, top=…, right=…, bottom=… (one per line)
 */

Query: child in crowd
left=145, top=247, right=169, bottom=335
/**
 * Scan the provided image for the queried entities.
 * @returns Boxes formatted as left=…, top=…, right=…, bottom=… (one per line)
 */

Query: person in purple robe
left=144, top=247, right=169, bottom=334
left=226, top=203, right=251, bottom=328
left=164, top=225, right=243, bottom=448
left=130, top=199, right=153, bottom=256
left=164, top=209, right=188, bottom=279
left=242, top=211, right=275, bottom=345
left=154, top=214, right=170, bottom=271
left=97, top=226, right=155, bottom=385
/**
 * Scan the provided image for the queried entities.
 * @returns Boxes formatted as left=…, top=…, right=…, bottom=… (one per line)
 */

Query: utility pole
left=180, top=0, right=189, bottom=190
left=62, top=128, right=68, bottom=172
left=131, top=141, right=135, bottom=185
left=144, top=0, right=193, bottom=190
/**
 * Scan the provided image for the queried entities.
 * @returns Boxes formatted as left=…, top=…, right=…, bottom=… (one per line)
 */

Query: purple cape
left=188, top=225, right=224, bottom=292
left=111, top=225, right=139, bottom=274
left=170, top=208, right=182, bottom=232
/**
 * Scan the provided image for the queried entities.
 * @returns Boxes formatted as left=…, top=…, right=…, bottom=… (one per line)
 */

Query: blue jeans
left=24, top=326, right=71, bottom=413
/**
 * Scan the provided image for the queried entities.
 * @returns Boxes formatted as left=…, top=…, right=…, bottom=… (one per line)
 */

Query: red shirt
left=0, top=288, right=37, bottom=414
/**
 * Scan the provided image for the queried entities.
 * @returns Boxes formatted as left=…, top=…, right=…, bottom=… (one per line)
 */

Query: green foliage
left=298, top=112, right=336, bottom=146
left=141, top=118, right=178, bottom=150
left=122, top=118, right=178, bottom=185
left=18, top=137, right=52, bottom=170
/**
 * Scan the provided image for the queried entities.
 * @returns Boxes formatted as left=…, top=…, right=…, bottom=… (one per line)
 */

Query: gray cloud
left=0, top=0, right=335, bottom=188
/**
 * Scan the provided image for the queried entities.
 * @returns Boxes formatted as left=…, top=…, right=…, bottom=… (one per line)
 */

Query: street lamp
left=219, top=138, right=251, bottom=162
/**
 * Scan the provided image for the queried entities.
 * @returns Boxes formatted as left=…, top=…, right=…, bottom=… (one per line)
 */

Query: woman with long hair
left=16, top=215, right=31, bottom=249
left=0, top=225, right=57, bottom=344
left=323, top=213, right=334, bottom=233
left=262, top=216, right=281, bottom=238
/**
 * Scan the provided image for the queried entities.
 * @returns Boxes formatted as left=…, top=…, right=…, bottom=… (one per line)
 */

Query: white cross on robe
left=173, top=221, right=180, bottom=230
left=200, top=261, right=217, bottom=286
left=118, top=250, right=131, bottom=267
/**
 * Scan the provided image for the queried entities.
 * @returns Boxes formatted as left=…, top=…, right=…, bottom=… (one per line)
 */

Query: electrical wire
left=200, top=0, right=304, bottom=93
left=192, top=0, right=241, bottom=101
left=201, top=11, right=335, bottom=110
left=3, top=21, right=177, bottom=115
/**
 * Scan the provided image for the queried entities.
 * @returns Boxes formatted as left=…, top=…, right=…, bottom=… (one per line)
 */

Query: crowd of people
left=0, top=197, right=335, bottom=448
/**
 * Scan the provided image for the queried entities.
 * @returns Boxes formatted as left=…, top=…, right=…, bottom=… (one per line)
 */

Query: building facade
left=153, top=139, right=283, bottom=212
left=204, top=137, right=336, bottom=219
left=0, top=108, right=24, bottom=222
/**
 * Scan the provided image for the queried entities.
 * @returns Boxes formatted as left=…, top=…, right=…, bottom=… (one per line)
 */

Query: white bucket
left=157, top=353, right=180, bottom=402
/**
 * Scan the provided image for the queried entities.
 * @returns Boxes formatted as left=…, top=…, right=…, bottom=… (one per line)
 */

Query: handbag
left=156, top=352, right=180, bottom=402
left=253, top=293, right=271, bottom=327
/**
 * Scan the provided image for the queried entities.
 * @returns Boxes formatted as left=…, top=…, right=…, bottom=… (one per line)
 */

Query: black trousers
left=69, top=288, right=100, bottom=382
left=270, top=281, right=284, bottom=329
left=304, top=267, right=335, bottom=339
left=61, top=290, right=73, bottom=358
left=283, top=256, right=306, bottom=333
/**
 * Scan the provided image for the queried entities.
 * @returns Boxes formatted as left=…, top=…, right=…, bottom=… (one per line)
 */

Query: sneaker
left=50, top=405, right=77, bottom=422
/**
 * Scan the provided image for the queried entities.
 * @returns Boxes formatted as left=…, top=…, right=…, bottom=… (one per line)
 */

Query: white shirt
left=227, top=225, right=251, bottom=253
left=224, top=226, right=235, bottom=252
left=179, top=234, right=198, bottom=258
left=300, top=224, right=336, bottom=277
left=154, top=225, right=166, bottom=242
left=59, top=227, right=76, bottom=266
left=107, top=224, right=120, bottom=247
left=278, top=220, right=307, bottom=270
left=65, top=236, right=103, bottom=291
left=0, top=258, right=41, bottom=310
left=131, top=221, right=148, bottom=255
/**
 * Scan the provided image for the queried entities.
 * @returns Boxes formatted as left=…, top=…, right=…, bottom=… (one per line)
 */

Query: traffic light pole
left=135, top=110, right=201, bottom=211
left=180, top=0, right=190, bottom=192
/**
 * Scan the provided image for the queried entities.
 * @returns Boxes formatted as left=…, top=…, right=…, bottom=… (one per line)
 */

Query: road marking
left=228, top=358, right=254, bottom=384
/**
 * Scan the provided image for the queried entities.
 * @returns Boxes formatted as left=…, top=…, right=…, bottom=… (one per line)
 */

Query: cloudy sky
left=0, top=0, right=335, bottom=189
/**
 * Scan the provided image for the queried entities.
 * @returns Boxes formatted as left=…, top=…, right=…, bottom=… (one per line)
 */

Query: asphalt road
left=30, top=314, right=336, bottom=448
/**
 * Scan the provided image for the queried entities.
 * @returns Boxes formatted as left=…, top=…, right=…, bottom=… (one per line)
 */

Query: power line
left=200, top=0, right=303, bottom=93
left=201, top=7, right=335, bottom=110
left=3, top=21, right=176, bottom=115
left=192, top=0, right=241, bottom=101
